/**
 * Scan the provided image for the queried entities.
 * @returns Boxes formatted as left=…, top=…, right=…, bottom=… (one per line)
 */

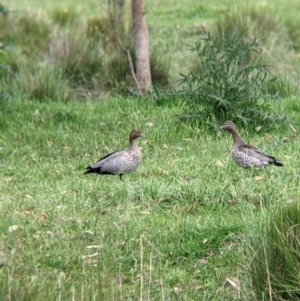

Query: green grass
left=249, top=202, right=300, bottom=300
left=1, top=95, right=300, bottom=300
left=2, top=0, right=300, bottom=299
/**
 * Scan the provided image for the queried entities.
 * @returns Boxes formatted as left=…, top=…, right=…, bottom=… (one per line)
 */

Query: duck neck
left=229, top=127, right=244, bottom=145
left=129, top=138, right=138, bottom=150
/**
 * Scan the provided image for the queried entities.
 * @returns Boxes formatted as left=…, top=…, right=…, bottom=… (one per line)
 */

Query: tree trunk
left=131, top=0, right=151, bottom=94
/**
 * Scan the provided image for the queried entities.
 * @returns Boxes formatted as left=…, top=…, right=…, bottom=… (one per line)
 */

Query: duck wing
left=239, top=144, right=283, bottom=166
left=85, top=150, right=127, bottom=174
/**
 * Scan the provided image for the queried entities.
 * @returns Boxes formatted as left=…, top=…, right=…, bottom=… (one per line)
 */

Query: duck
left=84, top=129, right=145, bottom=179
left=219, top=120, right=283, bottom=168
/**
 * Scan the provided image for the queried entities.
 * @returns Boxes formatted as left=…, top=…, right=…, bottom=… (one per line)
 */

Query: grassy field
left=1, top=0, right=300, bottom=300
left=1, top=96, right=300, bottom=300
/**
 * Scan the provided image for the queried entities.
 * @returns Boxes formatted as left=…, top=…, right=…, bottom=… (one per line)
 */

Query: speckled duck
left=84, top=129, right=145, bottom=179
left=219, top=121, right=283, bottom=168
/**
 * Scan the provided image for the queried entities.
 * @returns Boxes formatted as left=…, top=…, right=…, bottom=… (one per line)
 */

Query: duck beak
left=140, top=132, right=146, bottom=138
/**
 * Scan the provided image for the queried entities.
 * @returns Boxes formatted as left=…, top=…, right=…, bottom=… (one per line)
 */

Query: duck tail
left=84, top=166, right=97, bottom=174
left=274, top=160, right=284, bottom=167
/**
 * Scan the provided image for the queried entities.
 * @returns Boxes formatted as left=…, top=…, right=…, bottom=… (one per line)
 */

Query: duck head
left=219, top=120, right=237, bottom=131
left=129, top=129, right=146, bottom=140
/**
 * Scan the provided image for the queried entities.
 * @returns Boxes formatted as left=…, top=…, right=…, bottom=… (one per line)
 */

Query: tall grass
left=215, top=9, right=300, bottom=96
left=248, top=202, right=300, bottom=300
left=0, top=3, right=170, bottom=101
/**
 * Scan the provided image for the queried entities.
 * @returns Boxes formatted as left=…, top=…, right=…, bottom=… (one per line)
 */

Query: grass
left=1, top=95, right=300, bottom=300
left=249, top=202, right=300, bottom=300
left=1, top=0, right=300, bottom=299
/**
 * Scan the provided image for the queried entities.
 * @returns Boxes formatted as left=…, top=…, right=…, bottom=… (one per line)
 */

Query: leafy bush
left=248, top=203, right=300, bottom=300
left=216, top=11, right=300, bottom=97
left=178, top=28, right=280, bottom=127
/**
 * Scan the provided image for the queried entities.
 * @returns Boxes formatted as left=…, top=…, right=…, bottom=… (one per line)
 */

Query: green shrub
left=216, top=10, right=300, bottom=97
left=248, top=203, right=300, bottom=300
left=14, top=64, right=73, bottom=102
left=87, top=17, right=109, bottom=41
left=86, top=15, right=126, bottom=51
left=178, top=28, right=280, bottom=127
left=12, top=16, right=51, bottom=55
left=49, top=7, right=77, bottom=27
